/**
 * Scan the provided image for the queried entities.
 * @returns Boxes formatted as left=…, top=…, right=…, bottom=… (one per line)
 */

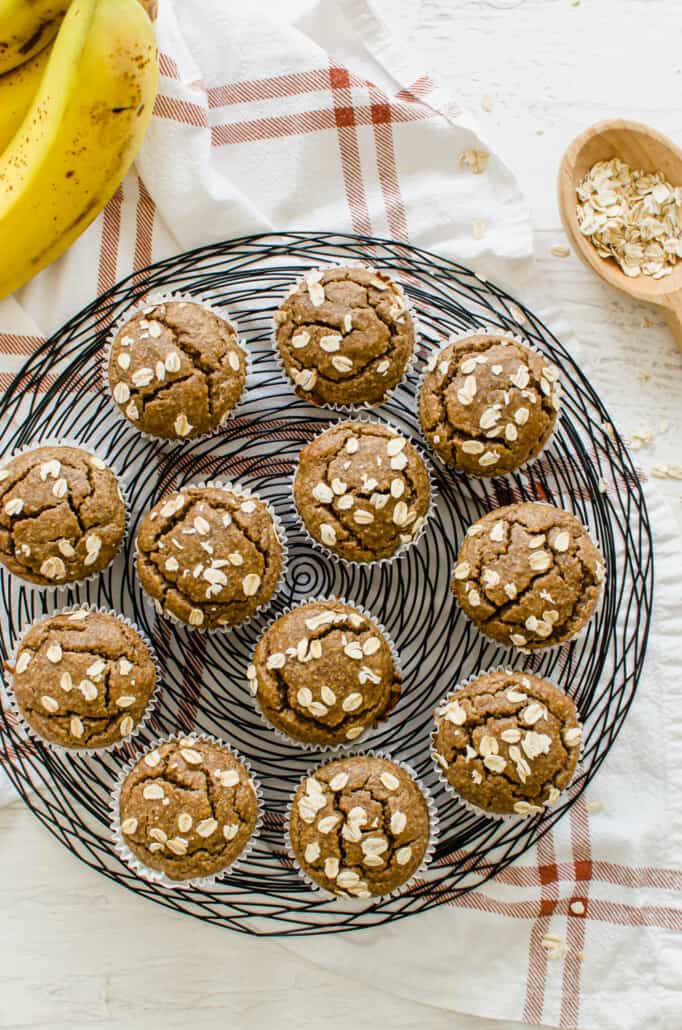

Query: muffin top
left=451, top=502, right=604, bottom=650
left=432, top=669, right=582, bottom=815
left=0, top=445, right=126, bottom=585
left=274, top=266, right=414, bottom=408
left=419, top=333, right=560, bottom=476
left=250, top=599, right=400, bottom=746
left=108, top=300, right=246, bottom=440
left=8, top=608, right=157, bottom=749
left=294, top=421, right=430, bottom=563
left=289, top=756, right=430, bottom=898
left=118, top=737, right=259, bottom=882
left=136, top=486, right=283, bottom=630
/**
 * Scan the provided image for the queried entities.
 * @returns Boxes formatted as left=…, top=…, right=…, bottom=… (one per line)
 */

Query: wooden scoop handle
left=662, top=289, right=682, bottom=353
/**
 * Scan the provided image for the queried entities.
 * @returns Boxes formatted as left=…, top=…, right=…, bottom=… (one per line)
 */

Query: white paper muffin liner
left=453, top=505, right=606, bottom=656
left=291, top=412, right=437, bottom=569
left=0, top=437, right=130, bottom=594
left=2, top=603, right=161, bottom=757
left=245, top=594, right=402, bottom=753
left=430, top=664, right=585, bottom=823
left=284, top=749, right=440, bottom=902
left=271, top=261, right=421, bottom=413
left=135, top=477, right=289, bottom=634
left=101, top=290, right=251, bottom=446
left=110, top=731, right=263, bottom=890
left=416, top=326, right=563, bottom=480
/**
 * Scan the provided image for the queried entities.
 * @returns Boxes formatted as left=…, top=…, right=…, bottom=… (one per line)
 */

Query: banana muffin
left=0, top=445, right=126, bottom=585
left=249, top=599, right=400, bottom=746
left=288, top=755, right=431, bottom=898
left=294, top=421, right=430, bottom=563
left=7, top=608, right=157, bottom=749
left=419, top=332, right=560, bottom=476
left=108, top=299, right=246, bottom=439
left=136, top=485, right=283, bottom=630
left=117, top=736, right=259, bottom=882
left=451, top=502, right=605, bottom=650
left=274, top=266, right=414, bottom=408
left=432, top=669, right=582, bottom=816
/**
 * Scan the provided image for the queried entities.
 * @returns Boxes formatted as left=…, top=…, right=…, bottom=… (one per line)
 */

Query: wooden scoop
left=558, top=118, right=682, bottom=351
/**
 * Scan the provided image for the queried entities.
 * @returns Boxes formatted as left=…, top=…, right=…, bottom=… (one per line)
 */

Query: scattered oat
left=630, top=427, right=653, bottom=450
left=541, top=933, right=567, bottom=959
left=651, top=464, right=682, bottom=480
left=459, top=149, right=489, bottom=175
left=550, top=245, right=570, bottom=258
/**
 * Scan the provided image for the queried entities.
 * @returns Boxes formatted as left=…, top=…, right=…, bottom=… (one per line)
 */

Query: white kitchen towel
left=0, top=0, right=531, bottom=360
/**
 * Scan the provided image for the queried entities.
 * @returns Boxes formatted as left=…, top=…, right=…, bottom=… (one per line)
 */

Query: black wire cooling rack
left=0, top=231, right=653, bottom=936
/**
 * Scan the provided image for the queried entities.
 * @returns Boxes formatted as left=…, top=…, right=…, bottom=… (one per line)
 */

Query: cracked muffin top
left=136, top=486, right=283, bottom=630
left=107, top=300, right=247, bottom=440
left=0, top=445, right=126, bottom=585
left=419, top=333, right=560, bottom=476
left=451, top=502, right=605, bottom=650
left=293, top=421, right=431, bottom=563
left=118, top=737, right=259, bottom=882
left=7, top=608, right=157, bottom=749
left=249, top=599, right=401, bottom=746
left=273, top=266, right=415, bottom=408
left=288, top=756, right=431, bottom=898
left=432, top=669, right=582, bottom=816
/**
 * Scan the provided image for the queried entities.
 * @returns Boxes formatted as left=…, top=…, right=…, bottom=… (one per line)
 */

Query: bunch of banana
left=0, top=0, right=158, bottom=299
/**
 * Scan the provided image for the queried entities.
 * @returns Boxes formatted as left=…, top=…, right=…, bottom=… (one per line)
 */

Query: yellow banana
left=0, top=46, right=50, bottom=153
left=0, top=0, right=70, bottom=73
left=0, top=0, right=158, bottom=299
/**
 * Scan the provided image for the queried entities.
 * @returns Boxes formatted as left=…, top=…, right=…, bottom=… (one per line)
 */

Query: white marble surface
left=2, top=2, right=681, bottom=1028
